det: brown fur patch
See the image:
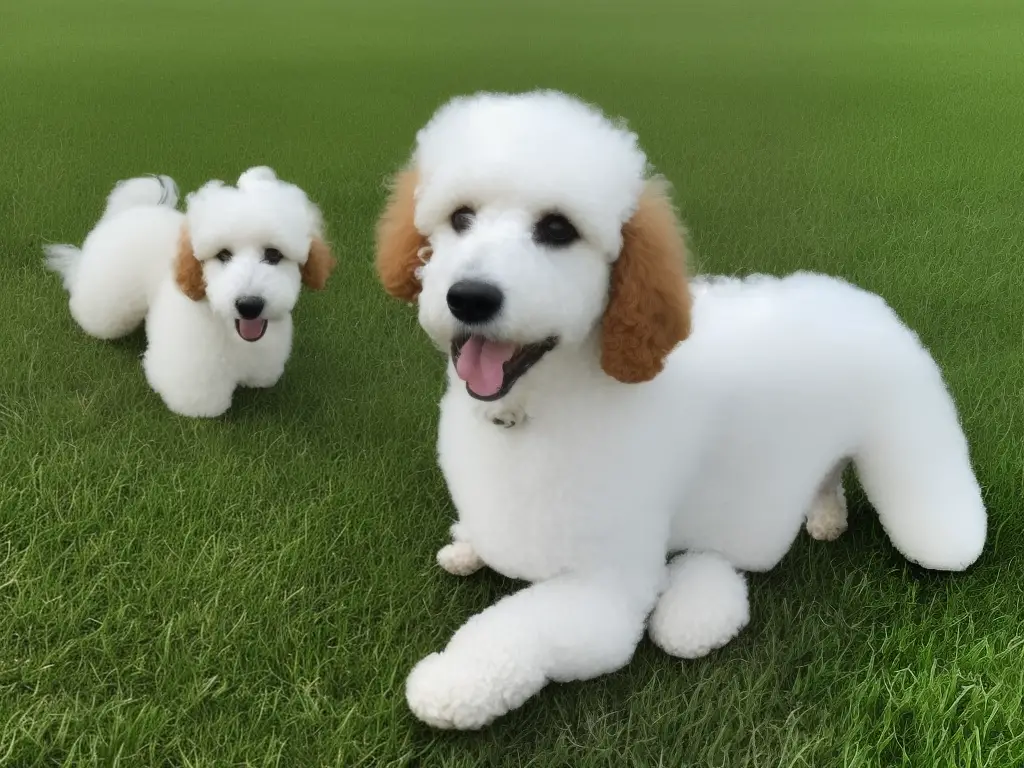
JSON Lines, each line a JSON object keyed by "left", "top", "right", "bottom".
{"left": 174, "top": 224, "right": 206, "bottom": 301}
{"left": 302, "top": 237, "right": 336, "bottom": 290}
{"left": 601, "top": 178, "right": 692, "bottom": 383}
{"left": 375, "top": 168, "right": 429, "bottom": 302}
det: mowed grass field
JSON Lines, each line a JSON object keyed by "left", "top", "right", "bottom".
{"left": 2, "top": 0, "right": 1024, "bottom": 764}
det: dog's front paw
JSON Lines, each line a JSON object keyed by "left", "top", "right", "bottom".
{"left": 159, "top": 393, "right": 233, "bottom": 419}
{"left": 405, "top": 649, "right": 544, "bottom": 730}
{"left": 649, "top": 552, "right": 749, "bottom": 659}
{"left": 240, "top": 374, "right": 283, "bottom": 390}
{"left": 437, "top": 541, "right": 484, "bottom": 576}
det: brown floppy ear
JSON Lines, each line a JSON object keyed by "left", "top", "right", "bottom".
{"left": 174, "top": 224, "right": 206, "bottom": 301}
{"left": 601, "top": 178, "right": 692, "bottom": 383}
{"left": 301, "top": 237, "right": 336, "bottom": 290}
{"left": 375, "top": 167, "right": 429, "bottom": 302}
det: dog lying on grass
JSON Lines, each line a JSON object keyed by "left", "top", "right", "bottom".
{"left": 375, "top": 89, "right": 987, "bottom": 729}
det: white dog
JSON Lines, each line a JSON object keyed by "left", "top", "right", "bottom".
{"left": 375, "top": 90, "right": 988, "bottom": 730}
{"left": 45, "top": 167, "right": 336, "bottom": 417}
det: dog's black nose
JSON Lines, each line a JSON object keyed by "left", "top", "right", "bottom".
{"left": 447, "top": 280, "right": 503, "bottom": 325}
{"left": 235, "top": 297, "right": 265, "bottom": 319}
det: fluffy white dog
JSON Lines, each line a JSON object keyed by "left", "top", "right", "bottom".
{"left": 375, "top": 90, "right": 988, "bottom": 730}
{"left": 45, "top": 167, "right": 336, "bottom": 417}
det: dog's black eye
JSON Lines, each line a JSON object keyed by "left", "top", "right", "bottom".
{"left": 534, "top": 213, "right": 579, "bottom": 247}
{"left": 263, "top": 247, "right": 284, "bottom": 265}
{"left": 450, "top": 206, "right": 475, "bottom": 234}
{"left": 215, "top": 249, "right": 232, "bottom": 262}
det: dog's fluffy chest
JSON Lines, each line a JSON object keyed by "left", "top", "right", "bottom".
{"left": 436, "top": 384, "right": 678, "bottom": 583}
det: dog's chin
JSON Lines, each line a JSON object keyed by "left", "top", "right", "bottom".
{"left": 234, "top": 318, "right": 269, "bottom": 342}
{"left": 450, "top": 333, "right": 558, "bottom": 401}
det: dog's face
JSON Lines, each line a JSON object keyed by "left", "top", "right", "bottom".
{"left": 376, "top": 91, "right": 692, "bottom": 400}
{"left": 415, "top": 194, "right": 617, "bottom": 400}
{"left": 175, "top": 166, "right": 335, "bottom": 342}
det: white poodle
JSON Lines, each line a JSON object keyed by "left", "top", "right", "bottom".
{"left": 375, "top": 90, "right": 988, "bottom": 730}
{"left": 44, "top": 167, "right": 336, "bottom": 417}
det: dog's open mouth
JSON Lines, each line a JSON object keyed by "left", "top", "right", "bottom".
{"left": 451, "top": 334, "right": 558, "bottom": 401}
{"left": 235, "top": 319, "right": 268, "bottom": 342}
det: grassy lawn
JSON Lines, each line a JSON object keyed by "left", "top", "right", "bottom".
{"left": 2, "top": 0, "right": 1023, "bottom": 764}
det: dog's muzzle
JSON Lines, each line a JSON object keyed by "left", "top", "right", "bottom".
{"left": 451, "top": 335, "right": 557, "bottom": 401}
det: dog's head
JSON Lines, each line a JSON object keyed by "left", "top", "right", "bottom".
{"left": 376, "top": 90, "right": 691, "bottom": 400}
{"left": 175, "top": 166, "right": 336, "bottom": 342}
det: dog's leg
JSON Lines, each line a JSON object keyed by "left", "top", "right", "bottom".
{"left": 805, "top": 461, "right": 849, "bottom": 541}
{"left": 143, "top": 351, "right": 235, "bottom": 418}
{"left": 406, "top": 572, "right": 654, "bottom": 729}
{"left": 436, "top": 522, "right": 484, "bottom": 576}
{"left": 647, "top": 551, "right": 749, "bottom": 659}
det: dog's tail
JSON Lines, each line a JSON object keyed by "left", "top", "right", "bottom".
{"left": 852, "top": 343, "right": 987, "bottom": 573}
{"left": 42, "top": 243, "right": 82, "bottom": 292}
{"left": 101, "top": 174, "right": 179, "bottom": 220}
{"left": 43, "top": 174, "right": 179, "bottom": 294}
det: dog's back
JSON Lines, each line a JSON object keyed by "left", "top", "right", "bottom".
{"left": 44, "top": 175, "right": 183, "bottom": 340}
{"left": 100, "top": 174, "right": 179, "bottom": 219}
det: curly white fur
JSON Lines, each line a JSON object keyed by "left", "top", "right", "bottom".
{"left": 44, "top": 167, "right": 332, "bottom": 417}
{"left": 387, "top": 90, "right": 988, "bottom": 729}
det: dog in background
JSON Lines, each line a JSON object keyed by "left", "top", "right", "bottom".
{"left": 45, "top": 167, "right": 335, "bottom": 417}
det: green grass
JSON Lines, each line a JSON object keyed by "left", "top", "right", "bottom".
{"left": 2, "top": 0, "right": 1023, "bottom": 764}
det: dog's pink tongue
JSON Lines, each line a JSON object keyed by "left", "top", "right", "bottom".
{"left": 456, "top": 336, "right": 516, "bottom": 397}
{"left": 237, "top": 318, "right": 266, "bottom": 341}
